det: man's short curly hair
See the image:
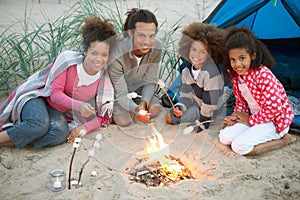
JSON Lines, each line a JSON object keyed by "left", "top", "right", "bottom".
{"left": 178, "top": 22, "right": 225, "bottom": 65}
{"left": 81, "top": 16, "right": 116, "bottom": 51}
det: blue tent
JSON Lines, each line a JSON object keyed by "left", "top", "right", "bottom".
{"left": 204, "top": 0, "right": 300, "bottom": 91}
{"left": 204, "top": 0, "right": 300, "bottom": 39}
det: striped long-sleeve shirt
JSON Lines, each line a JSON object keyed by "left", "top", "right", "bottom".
{"left": 179, "top": 57, "right": 224, "bottom": 123}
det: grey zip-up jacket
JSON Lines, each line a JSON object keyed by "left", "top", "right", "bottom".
{"left": 108, "top": 36, "right": 162, "bottom": 112}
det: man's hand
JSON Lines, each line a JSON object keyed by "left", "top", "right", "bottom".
{"left": 136, "top": 100, "right": 147, "bottom": 112}
{"left": 136, "top": 109, "right": 150, "bottom": 122}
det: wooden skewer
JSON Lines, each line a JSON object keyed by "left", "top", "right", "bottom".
{"left": 68, "top": 148, "right": 76, "bottom": 189}
{"left": 160, "top": 87, "right": 175, "bottom": 109}
{"left": 97, "top": 94, "right": 142, "bottom": 110}
{"left": 77, "top": 157, "right": 90, "bottom": 186}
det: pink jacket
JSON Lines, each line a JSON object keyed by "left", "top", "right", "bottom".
{"left": 47, "top": 65, "right": 102, "bottom": 132}
{"left": 231, "top": 65, "right": 294, "bottom": 133}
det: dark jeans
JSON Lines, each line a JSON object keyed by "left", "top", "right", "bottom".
{"left": 6, "top": 98, "right": 69, "bottom": 149}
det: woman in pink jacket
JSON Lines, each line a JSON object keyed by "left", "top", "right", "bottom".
{"left": 219, "top": 26, "right": 296, "bottom": 156}
{"left": 0, "top": 16, "right": 116, "bottom": 148}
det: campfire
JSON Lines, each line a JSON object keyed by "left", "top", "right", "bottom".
{"left": 129, "top": 124, "right": 194, "bottom": 187}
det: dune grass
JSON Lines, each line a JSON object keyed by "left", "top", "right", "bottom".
{"left": 0, "top": 0, "right": 186, "bottom": 96}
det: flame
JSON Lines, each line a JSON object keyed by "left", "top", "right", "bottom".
{"left": 146, "top": 124, "right": 185, "bottom": 178}
{"left": 146, "top": 124, "right": 169, "bottom": 159}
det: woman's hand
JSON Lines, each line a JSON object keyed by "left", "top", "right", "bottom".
{"left": 80, "top": 103, "right": 95, "bottom": 117}
{"left": 67, "top": 125, "right": 87, "bottom": 143}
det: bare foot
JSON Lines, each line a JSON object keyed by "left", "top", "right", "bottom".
{"left": 245, "top": 133, "right": 296, "bottom": 156}
{"left": 281, "top": 133, "right": 297, "bottom": 145}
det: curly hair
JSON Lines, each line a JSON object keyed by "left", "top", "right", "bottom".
{"left": 223, "top": 26, "right": 275, "bottom": 77}
{"left": 123, "top": 8, "right": 158, "bottom": 36}
{"left": 178, "top": 22, "right": 225, "bottom": 65}
{"left": 81, "top": 16, "right": 116, "bottom": 52}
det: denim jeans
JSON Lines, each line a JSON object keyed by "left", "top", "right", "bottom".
{"left": 6, "top": 97, "right": 69, "bottom": 149}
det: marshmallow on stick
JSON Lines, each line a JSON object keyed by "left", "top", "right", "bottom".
{"left": 98, "top": 92, "right": 142, "bottom": 110}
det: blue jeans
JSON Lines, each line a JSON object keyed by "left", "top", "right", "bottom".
{"left": 6, "top": 98, "right": 69, "bottom": 149}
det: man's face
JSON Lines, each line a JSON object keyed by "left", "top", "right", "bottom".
{"left": 128, "top": 22, "right": 157, "bottom": 57}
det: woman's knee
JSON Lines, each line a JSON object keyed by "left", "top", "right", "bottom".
{"left": 50, "top": 119, "right": 69, "bottom": 142}
{"left": 21, "top": 98, "right": 50, "bottom": 136}
{"left": 49, "top": 106, "right": 69, "bottom": 140}
{"left": 35, "top": 121, "right": 69, "bottom": 148}
{"left": 27, "top": 118, "right": 50, "bottom": 137}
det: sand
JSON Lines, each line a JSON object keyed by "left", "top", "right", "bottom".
{"left": 0, "top": 0, "right": 299, "bottom": 200}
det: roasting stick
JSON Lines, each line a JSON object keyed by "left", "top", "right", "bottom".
{"left": 157, "top": 80, "right": 175, "bottom": 109}
{"left": 97, "top": 92, "right": 142, "bottom": 110}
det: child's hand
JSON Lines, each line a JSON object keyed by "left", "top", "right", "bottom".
{"left": 224, "top": 115, "right": 238, "bottom": 126}
{"left": 172, "top": 102, "right": 186, "bottom": 117}
{"left": 234, "top": 111, "right": 249, "bottom": 126}
{"left": 173, "top": 107, "right": 182, "bottom": 117}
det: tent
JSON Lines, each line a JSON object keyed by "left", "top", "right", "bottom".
{"left": 203, "top": 0, "right": 300, "bottom": 91}
{"left": 204, "top": 0, "right": 300, "bottom": 39}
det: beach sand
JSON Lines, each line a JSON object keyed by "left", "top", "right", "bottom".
{"left": 0, "top": 0, "right": 299, "bottom": 199}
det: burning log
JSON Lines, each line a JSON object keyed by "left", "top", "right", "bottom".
{"left": 130, "top": 155, "right": 194, "bottom": 187}
{"left": 129, "top": 123, "right": 194, "bottom": 186}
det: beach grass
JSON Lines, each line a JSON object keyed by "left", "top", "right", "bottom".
{"left": 0, "top": 0, "right": 197, "bottom": 96}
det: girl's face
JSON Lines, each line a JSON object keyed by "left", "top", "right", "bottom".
{"left": 189, "top": 40, "right": 208, "bottom": 69}
{"left": 83, "top": 41, "right": 110, "bottom": 75}
{"left": 128, "top": 22, "right": 157, "bottom": 57}
{"left": 228, "top": 48, "right": 256, "bottom": 75}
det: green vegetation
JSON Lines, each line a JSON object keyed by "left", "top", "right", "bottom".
{"left": 0, "top": 0, "right": 184, "bottom": 96}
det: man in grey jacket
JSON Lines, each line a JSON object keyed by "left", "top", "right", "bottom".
{"left": 108, "top": 8, "right": 162, "bottom": 126}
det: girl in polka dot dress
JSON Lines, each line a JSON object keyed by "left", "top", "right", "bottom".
{"left": 219, "top": 26, "right": 296, "bottom": 156}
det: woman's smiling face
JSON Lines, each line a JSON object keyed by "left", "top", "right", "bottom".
{"left": 83, "top": 41, "right": 110, "bottom": 75}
